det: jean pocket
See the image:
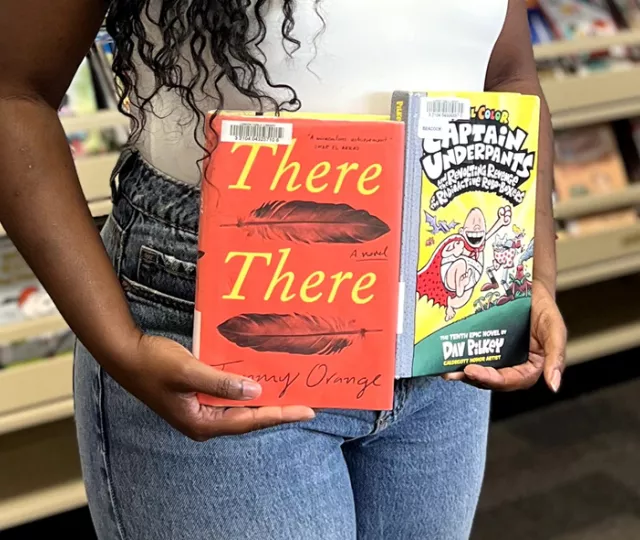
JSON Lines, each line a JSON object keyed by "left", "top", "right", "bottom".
{"left": 121, "top": 275, "right": 195, "bottom": 313}
{"left": 134, "top": 245, "right": 196, "bottom": 306}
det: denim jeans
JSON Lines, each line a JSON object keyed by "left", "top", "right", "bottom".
{"left": 73, "top": 152, "right": 491, "bottom": 539}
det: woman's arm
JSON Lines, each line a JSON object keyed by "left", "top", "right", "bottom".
{"left": 485, "top": 0, "right": 557, "bottom": 297}
{"left": 446, "top": 0, "right": 567, "bottom": 392}
{"left": 0, "top": 0, "right": 313, "bottom": 438}
{"left": 0, "top": 0, "right": 141, "bottom": 371}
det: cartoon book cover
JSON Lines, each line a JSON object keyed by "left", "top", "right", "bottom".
{"left": 392, "top": 91, "right": 540, "bottom": 377}
{"left": 195, "top": 113, "right": 405, "bottom": 410}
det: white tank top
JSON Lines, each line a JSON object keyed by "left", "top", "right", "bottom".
{"left": 132, "top": 0, "right": 509, "bottom": 184}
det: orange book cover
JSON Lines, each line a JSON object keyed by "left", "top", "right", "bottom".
{"left": 194, "top": 113, "right": 405, "bottom": 410}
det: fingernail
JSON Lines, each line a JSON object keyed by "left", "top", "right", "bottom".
{"left": 241, "top": 380, "right": 262, "bottom": 399}
{"left": 550, "top": 369, "right": 562, "bottom": 393}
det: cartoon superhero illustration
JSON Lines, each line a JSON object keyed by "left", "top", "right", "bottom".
{"left": 483, "top": 225, "right": 526, "bottom": 291}
{"left": 417, "top": 206, "right": 512, "bottom": 321}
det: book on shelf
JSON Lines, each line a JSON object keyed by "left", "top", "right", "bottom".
{"left": 89, "top": 41, "right": 129, "bottom": 148}
{"left": 530, "top": 0, "right": 637, "bottom": 74}
{"left": 0, "top": 238, "right": 73, "bottom": 369}
{"left": 554, "top": 123, "right": 638, "bottom": 235}
{"left": 194, "top": 112, "right": 405, "bottom": 410}
{"left": 60, "top": 57, "right": 110, "bottom": 157}
{"left": 58, "top": 29, "right": 129, "bottom": 157}
{"left": 392, "top": 91, "right": 540, "bottom": 378}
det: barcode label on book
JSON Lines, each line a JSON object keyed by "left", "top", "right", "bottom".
{"left": 221, "top": 120, "right": 293, "bottom": 145}
{"left": 418, "top": 97, "right": 471, "bottom": 140}
{"left": 420, "top": 97, "right": 471, "bottom": 120}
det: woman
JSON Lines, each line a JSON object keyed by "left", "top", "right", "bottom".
{"left": 0, "top": 0, "right": 566, "bottom": 538}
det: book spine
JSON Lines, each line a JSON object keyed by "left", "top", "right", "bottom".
{"left": 192, "top": 188, "right": 206, "bottom": 360}
{"left": 529, "top": 95, "right": 541, "bottom": 282}
{"left": 193, "top": 114, "right": 216, "bottom": 359}
{"left": 391, "top": 91, "right": 423, "bottom": 379}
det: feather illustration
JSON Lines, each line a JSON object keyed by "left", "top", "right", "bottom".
{"left": 217, "top": 313, "right": 382, "bottom": 355}
{"left": 220, "top": 200, "right": 390, "bottom": 244}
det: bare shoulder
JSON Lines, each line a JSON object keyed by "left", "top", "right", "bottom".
{"left": 0, "top": 0, "right": 107, "bottom": 106}
{"left": 485, "top": 0, "right": 538, "bottom": 89}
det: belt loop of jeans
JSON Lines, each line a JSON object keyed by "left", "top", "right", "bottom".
{"left": 110, "top": 147, "right": 135, "bottom": 204}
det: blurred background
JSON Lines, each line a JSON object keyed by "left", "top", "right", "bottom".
{"left": 3, "top": 1, "right": 640, "bottom": 538}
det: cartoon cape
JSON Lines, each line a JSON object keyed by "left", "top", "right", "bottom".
{"left": 417, "top": 234, "right": 484, "bottom": 307}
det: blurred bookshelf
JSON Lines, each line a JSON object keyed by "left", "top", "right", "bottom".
{"left": 539, "top": 30, "right": 640, "bottom": 128}
{"left": 0, "top": 35, "right": 120, "bottom": 530}
{"left": 6, "top": 3, "right": 640, "bottom": 531}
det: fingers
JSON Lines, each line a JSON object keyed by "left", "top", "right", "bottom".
{"left": 176, "top": 359, "right": 263, "bottom": 401}
{"left": 174, "top": 361, "right": 316, "bottom": 441}
{"left": 464, "top": 362, "right": 540, "bottom": 391}
{"left": 531, "top": 292, "right": 567, "bottom": 393}
{"left": 442, "top": 372, "right": 466, "bottom": 381}
{"left": 217, "top": 406, "right": 316, "bottom": 435}
{"left": 443, "top": 361, "right": 541, "bottom": 392}
{"left": 138, "top": 335, "right": 262, "bottom": 401}
{"left": 441, "top": 285, "right": 567, "bottom": 393}
{"left": 187, "top": 406, "right": 316, "bottom": 441}
{"left": 540, "top": 315, "right": 567, "bottom": 394}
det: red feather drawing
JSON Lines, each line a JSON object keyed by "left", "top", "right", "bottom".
{"left": 217, "top": 313, "right": 382, "bottom": 355}
{"left": 220, "top": 200, "right": 390, "bottom": 244}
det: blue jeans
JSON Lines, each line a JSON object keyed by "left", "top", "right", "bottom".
{"left": 73, "top": 152, "right": 491, "bottom": 539}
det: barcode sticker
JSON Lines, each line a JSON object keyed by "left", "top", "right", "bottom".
{"left": 221, "top": 120, "right": 293, "bottom": 145}
{"left": 420, "top": 97, "right": 471, "bottom": 120}
{"left": 418, "top": 97, "right": 471, "bottom": 139}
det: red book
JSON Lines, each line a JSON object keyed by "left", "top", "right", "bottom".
{"left": 194, "top": 113, "right": 405, "bottom": 410}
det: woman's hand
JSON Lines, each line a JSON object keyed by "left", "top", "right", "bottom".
{"left": 110, "top": 333, "right": 316, "bottom": 442}
{"left": 444, "top": 280, "right": 566, "bottom": 392}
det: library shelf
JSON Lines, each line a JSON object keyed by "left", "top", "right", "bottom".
{"left": 556, "top": 223, "right": 640, "bottom": 291}
{"left": 535, "top": 29, "right": 640, "bottom": 130}
{"left": 0, "top": 354, "right": 73, "bottom": 437}
{"left": 561, "top": 276, "right": 640, "bottom": 365}
{"left": 0, "top": 420, "right": 85, "bottom": 531}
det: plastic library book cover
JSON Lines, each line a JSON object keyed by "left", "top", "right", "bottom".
{"left": 195, "top": 112, "right": 405, "bottom": 410}
{"left": 392, "top": 90, "right": 540, "bottom": 378}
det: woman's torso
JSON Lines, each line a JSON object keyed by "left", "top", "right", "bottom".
{"left": 131, "top": 0, "right": 509, "bottom": 184}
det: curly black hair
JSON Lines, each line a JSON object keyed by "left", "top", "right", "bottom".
{"left": 105, "top": 0, "right": 324, "bottom": 168}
